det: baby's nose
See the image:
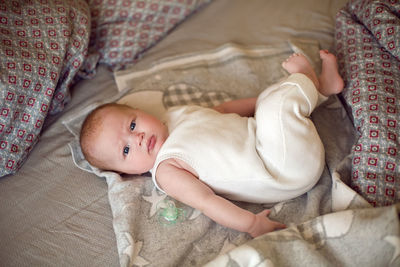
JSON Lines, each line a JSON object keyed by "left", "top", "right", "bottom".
{"left": 135, "top": 132, "right": 144, "bottom": 146}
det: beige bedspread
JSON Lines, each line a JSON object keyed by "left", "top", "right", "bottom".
{"left": 3, "top": 0, "right": 398, "bottom": 266}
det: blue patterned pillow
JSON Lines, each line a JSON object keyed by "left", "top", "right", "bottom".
{"left": 0, "top": 0, "right": 90, "bottom": 176}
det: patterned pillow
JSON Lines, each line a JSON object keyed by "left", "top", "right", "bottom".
{"left": 0, "top": 0, "right": 90, "bottom": 176}
{"left": 347, "top": 0, "right": 400, "bottom": 60}
{"left": 84, "top": 0, "right": 213, "bottom": 71}
{"left": 335, "top": 0, "right": 400, "bottom": 206}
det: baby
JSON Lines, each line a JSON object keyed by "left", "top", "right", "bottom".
{"left": 80, "top": 51, "right": 344, "bottom": 237}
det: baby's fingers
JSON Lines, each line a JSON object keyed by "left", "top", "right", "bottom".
{"left": 260, "top": 209, "right": 286, "bottom": 230}
{"left": 259, "top": 209, "right": 271, "bottom": 217}
{"left": 274, "top": 221, "right": 287, "bottom": 230}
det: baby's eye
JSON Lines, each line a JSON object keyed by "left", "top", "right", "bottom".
{"left": 130, "top": 121, "right": 136, "bottom": 131}
{"left": 123, "top": 145, "right": 130, "bottom": 156}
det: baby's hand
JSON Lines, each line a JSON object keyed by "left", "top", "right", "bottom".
{"left": 248, "top": 209, "right": 286, "bottom": 238}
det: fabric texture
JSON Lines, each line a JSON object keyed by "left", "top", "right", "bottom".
{"left": 69, "top": 42, "right": 394, "bottom": 266}
{"left": 64, "top": 42, "right": 329, "bottom": 266}
{"left": 335, "top": 0, "right": 400, "bottom": 206}
{"left": 6, "top": 0, "right": 398, "bottom": 266}
{"left": 205, "top": 204, "right": 400, "bottom": 267}
{"left": 0, "top": 0, "right": 90, "bottom": 176}
{"left": 84, "top": 0, "right": 213, "bottom": 71}
{"left": 152, "top": 74, "right": 325, "bottom": 203}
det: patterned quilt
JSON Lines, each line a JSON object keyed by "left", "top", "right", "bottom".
{"left": 64, "top": 40, "right": 400, "bottom": 266}
{"left": 335, "top": 0, "right": 400, "bottom": 206}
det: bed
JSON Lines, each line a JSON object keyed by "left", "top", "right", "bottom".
{"left": 1, "top": 0, "right": 399, "bottom": 266}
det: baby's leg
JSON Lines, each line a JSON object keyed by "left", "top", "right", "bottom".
{"left": 255, "top": 74, "right": 325, "bottom": 201}
{"left": 282, "top": 53, "right": 320, "bottom": 90}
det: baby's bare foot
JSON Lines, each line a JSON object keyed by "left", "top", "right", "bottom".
{"left": 318, "top": 50, "right": 344, "bottom": 96}
{"left": 282, "top": 53, "right": 320, "bottom": 90}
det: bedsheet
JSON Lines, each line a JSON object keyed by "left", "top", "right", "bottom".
{"left": 3, "top": 0, "right": 397, "bottom": 266}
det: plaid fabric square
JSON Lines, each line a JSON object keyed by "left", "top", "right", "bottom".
{"left": 256, "top": 218, "right": 325, "bottom": 249}
{"left": 163, "top": 83, "right": 232, "bottom": 108}
{"left": 297, "top": 218, "right": 325, "bottom": 249}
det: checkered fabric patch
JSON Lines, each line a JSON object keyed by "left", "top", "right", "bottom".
{"left": 256, "top": 219, "right": 325, "bottom": 248}
{"left": 163, "top": 83, "right": 233, "bottom": 108}
{"left": 297, "top": 217, "right": 325, "bottom": 249}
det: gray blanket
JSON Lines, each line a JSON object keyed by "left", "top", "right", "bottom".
{"left": 64, "top": 41, "right": 400, "bottom": 266}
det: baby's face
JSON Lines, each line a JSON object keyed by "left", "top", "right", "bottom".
{"left": 93, "top": 105, "right": 168, "bottom": 174}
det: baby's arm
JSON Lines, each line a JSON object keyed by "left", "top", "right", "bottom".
{"left": 156, "top": 159, "right": 286, "bottom": 237}
{"left": 213, "top": 97, "right": 257, "bottom": 117}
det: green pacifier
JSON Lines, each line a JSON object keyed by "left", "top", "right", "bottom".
{"left": 157, "top": 200, "right": 186, "bottom": 226}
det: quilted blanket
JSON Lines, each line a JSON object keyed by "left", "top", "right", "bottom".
{"left": 65, "top": 40, "right": 400, "bottom": 266}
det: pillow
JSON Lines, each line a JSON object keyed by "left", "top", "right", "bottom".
{"left": 0, "top": 0, "right": 90, "bottom": 176}
{"left": 84, "top": 0, "right": 213, "bottom": 71}
{"left": 335, "top": 0, "right": 400, "bottom": 206}
{"left": 347, "top": 0, "right": 400, "bottom": 60}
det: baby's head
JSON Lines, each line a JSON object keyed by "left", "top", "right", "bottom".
{"left": 80, "top": 103, "right": 168, "bottom": 174}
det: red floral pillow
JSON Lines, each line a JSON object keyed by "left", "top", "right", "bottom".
{"left": 85, "top": 0, "right": 213, "bottom": 71}
{"left": 346, "top": 0, "right": 400, "bottom": 60}
{"left": 0, "top": 0, "right": 90, "bottom": 176}
{"left": 335, "top": 0, "right": 400, "bottom": 206}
